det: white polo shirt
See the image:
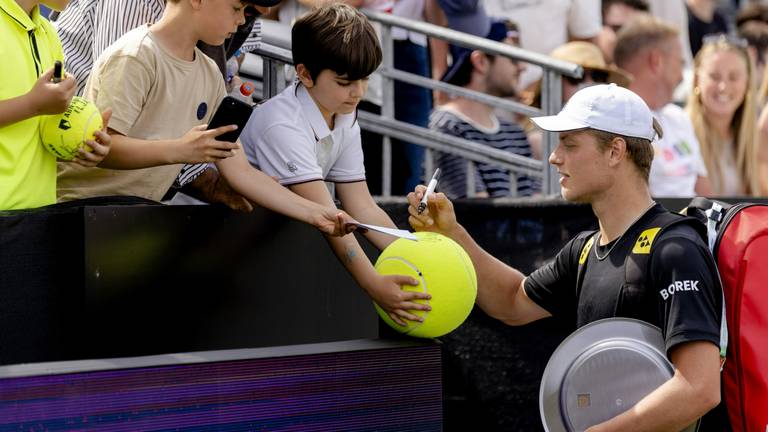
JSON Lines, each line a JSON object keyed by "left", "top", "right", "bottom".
{"left": 241, "top": 83, "right": 366, "bottom": 186}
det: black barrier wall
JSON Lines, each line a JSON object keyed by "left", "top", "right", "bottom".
{"left": 0, "top": 197, "right": 378, "bottom": 364}
{"left": 2, "top": 196, "right": 760, "bottom": 431}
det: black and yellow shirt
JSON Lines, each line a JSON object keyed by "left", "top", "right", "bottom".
{"left": 0, "top": 0, "right": 63, "bottom": 210}
{"left": 524, "top": 203, "right": 722, "bottom": 355}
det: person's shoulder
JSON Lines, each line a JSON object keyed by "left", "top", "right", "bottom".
{"left": 252, "top": 86, "right": 304, "bottom": 129}
{"left": 651, "top": 218, "right": 709, "bottom": 261}
{"left": 659, "top": 103, "right": 686, "bottom": 118}
{"left": 429, "top": 106, "right": 468, "bottom": 130}
{"left": 105, "top": 25, "right": 154, "bottom": 57}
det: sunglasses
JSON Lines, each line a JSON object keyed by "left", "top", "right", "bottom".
{"left": 565, "top": 69, "right": 610, "bottom": 86}
{"left": 702, "top": 33, "right": 749, "bottom": 49}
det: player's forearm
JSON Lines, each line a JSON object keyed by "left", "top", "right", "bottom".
{"left": 586, "top": 367, "right": 719, "bottom": 431}
{"left": 98, "top": 133, "right": 180, "bottom": 169}
{"left": 448, "top": 224, "right": 527, "bottom": 318}
{"left": 0, "top": 94, "right": 37, "bottom": 127}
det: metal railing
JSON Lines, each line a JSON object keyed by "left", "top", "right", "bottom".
{"left": 251, "top": 11, "right": 582, "bottom": 196}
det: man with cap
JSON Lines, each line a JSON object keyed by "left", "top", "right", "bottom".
{"left": 408, "top": 84, "right": 723, "bottom": 430}
{"left": 431, "top": 20, "right": 539, "bottom": 199}
{"left": 526, "top": 41, "right": 632, "bottom": 158}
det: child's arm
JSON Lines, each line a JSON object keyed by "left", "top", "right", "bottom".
{"left": 289, "top": 180, "right": 432, "bottom": 326}
{"left": 215, "top": 146, "right": 354, "bottom": 237}
{"left": 0, "top": 67, "right": 75, "bottom": 127}
{"left": 335, "top": 181, "right": 398, "bottom": 251}
{"left": 97, "top": 124, "right": 240, "bottom": 170}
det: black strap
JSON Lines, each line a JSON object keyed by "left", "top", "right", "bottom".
{"left": 622, "top": 212, "right": 706, "bottom": 317}
{"left": 574, "top": 230, "right": 598, "bottom": 302}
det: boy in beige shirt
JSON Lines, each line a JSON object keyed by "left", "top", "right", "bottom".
{"left": 57, "top": 0, "right": 350, "bottom": 235}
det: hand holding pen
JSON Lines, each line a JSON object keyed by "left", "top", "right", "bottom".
{"left": 418, "top": 168, "right": 441, "bottom": 214}
{"left": 407, "top": 173, "right": 460, "bottom": 237}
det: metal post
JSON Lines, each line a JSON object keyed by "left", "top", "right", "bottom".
{"left": 424, "top": 149, "right": 434, "bottom": 187}
{"left": 541, "top": 70, "right": 563, "bottom": 196}
{"left": 380, "top": 25, "right": 395, "bottom": 197}
{"left": 262, "top": 58, "right": 277, "bottom": 99}
{"left": 466, "top": 160, "right": 476, "bottom": 197}
{"left": 262, "top": 58, "right": 287, "bottom": 99}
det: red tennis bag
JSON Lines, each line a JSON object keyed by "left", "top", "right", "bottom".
{"left": 689, "top": 199, "right": 768, "bottom": 432}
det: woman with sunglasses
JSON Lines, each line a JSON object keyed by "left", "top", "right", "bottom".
{"left": 687, "top": 34, "right": 765, "bottom": 196}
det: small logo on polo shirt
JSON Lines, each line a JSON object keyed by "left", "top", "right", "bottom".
{"left": 287, "top": 161, "right": 298, "bottom": 173}
{"left": 659, "top": 280, "right": 700, "bottom": 300}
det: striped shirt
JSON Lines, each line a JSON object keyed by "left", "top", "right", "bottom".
{"left": 54, "top": 0, "right": 261, "bottom": 188}
{"left": 429, "top": 107, "right": 540, "bottom": 199}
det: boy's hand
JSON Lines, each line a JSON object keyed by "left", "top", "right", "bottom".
{"left": 72, "top": 109, "right": 112, "bottom": 167}
{"left": 313, "top": 208, "right": 358, "bottom": 237}
{"left": 365, "top": 274, "right": 432, "bottom": 326}
{"left": 27, "top": 67, "right": 76, "bottom": 115}
{"left": 407, "top": 185, "right": 459, "bottom": 235}
{"left": 177, "top": 124, "right": 240, "bottom": 163}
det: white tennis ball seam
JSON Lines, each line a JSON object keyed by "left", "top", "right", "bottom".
{"left": 79, "top": 108, "right": 101, "bottom": 151}
{"left": 377, "top": 255, "right": 429, "bottom": 334}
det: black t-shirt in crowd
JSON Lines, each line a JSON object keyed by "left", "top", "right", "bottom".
{"left": 525, "top": 203, "right": 722, "bottom": 355}
{"left": 688, "top": 5, "right": 729, "bottom": 57}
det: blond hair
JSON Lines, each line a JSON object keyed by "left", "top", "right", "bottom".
{"left": 614, "top": 14, "right": 678, "bottom": 68}
{"left": 687, "top": 40, "right": 761, "bottom": 196}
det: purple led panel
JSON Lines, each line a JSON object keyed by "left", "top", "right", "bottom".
{"left": 0, "top": 345, "right": 441, "bottom": 431}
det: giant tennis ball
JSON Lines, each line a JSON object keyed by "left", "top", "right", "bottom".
{"left": 40, "top": 96, "right": 103, "bottom": 160}
{"left": 374, "top": 231, "right": 477, "bottom": 338}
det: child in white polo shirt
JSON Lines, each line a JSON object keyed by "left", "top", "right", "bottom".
{"left": 241, "top": 3, "right": 431, "bottom": 326}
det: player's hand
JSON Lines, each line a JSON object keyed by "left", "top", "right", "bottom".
{"left": 73, "top": 108, "right": 112, "bottom": 167}
{"left": 313, "top": 208, "right": 358, "bottom": 237}
{"left": 365, "top": 274, "right": 432, "bottom": 326}
{"left": 26, "top": 67, "right": 76, "bottom": 115}
{"left": 177, "top": 124, "right": 240, "bottom": 163}
{"left": 407, "top": 185, "right": 459, "bottom": 235}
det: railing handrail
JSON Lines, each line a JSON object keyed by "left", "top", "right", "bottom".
{"left": 250, "top": 11, "right": 568, "bottom": 196}
{"left": 357, "top": 111, "right": 544, "bottom": 176}
{"left": 361, "top": 9, "right": 583, "bottom": 78}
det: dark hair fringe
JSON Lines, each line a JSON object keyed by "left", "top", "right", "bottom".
{"left": 292, "top": 4, "right": 382, "bottom": 81}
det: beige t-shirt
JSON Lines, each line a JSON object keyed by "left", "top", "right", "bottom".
{"left": 57, "top": 24, "right": 226, "bottom": 202}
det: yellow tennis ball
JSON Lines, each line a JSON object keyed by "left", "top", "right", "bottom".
{"left": 374, "top": 231, "right": 477, "bottom": 338}
{"left": 40, "top": 96, "right": 103, "bottom": 161}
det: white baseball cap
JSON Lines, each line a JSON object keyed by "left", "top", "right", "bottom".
{"left": 531, "top": 84, "right": 662, "bottom": 141}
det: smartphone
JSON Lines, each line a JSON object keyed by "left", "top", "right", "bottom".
{"left": 207, "top": 96, "right": 253, "bottom": 143}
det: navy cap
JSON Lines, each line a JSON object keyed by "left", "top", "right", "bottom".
{"left": 441, "top": 21, "right": 511, "bottom": 85}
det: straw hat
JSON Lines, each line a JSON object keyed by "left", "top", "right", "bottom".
{"left": 550, "top": 42, "right": 632, "bottom": 87}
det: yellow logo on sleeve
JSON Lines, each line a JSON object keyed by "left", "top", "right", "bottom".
{"left": 632, "top": 227, "right": 661, "bottom": 254}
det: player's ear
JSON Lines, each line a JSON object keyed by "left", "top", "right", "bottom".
{"left": 607, "top": 136, "right": 627, "bottom": 167}
{"left": 296, "top": 64, "right": 315, "bottom": 89}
